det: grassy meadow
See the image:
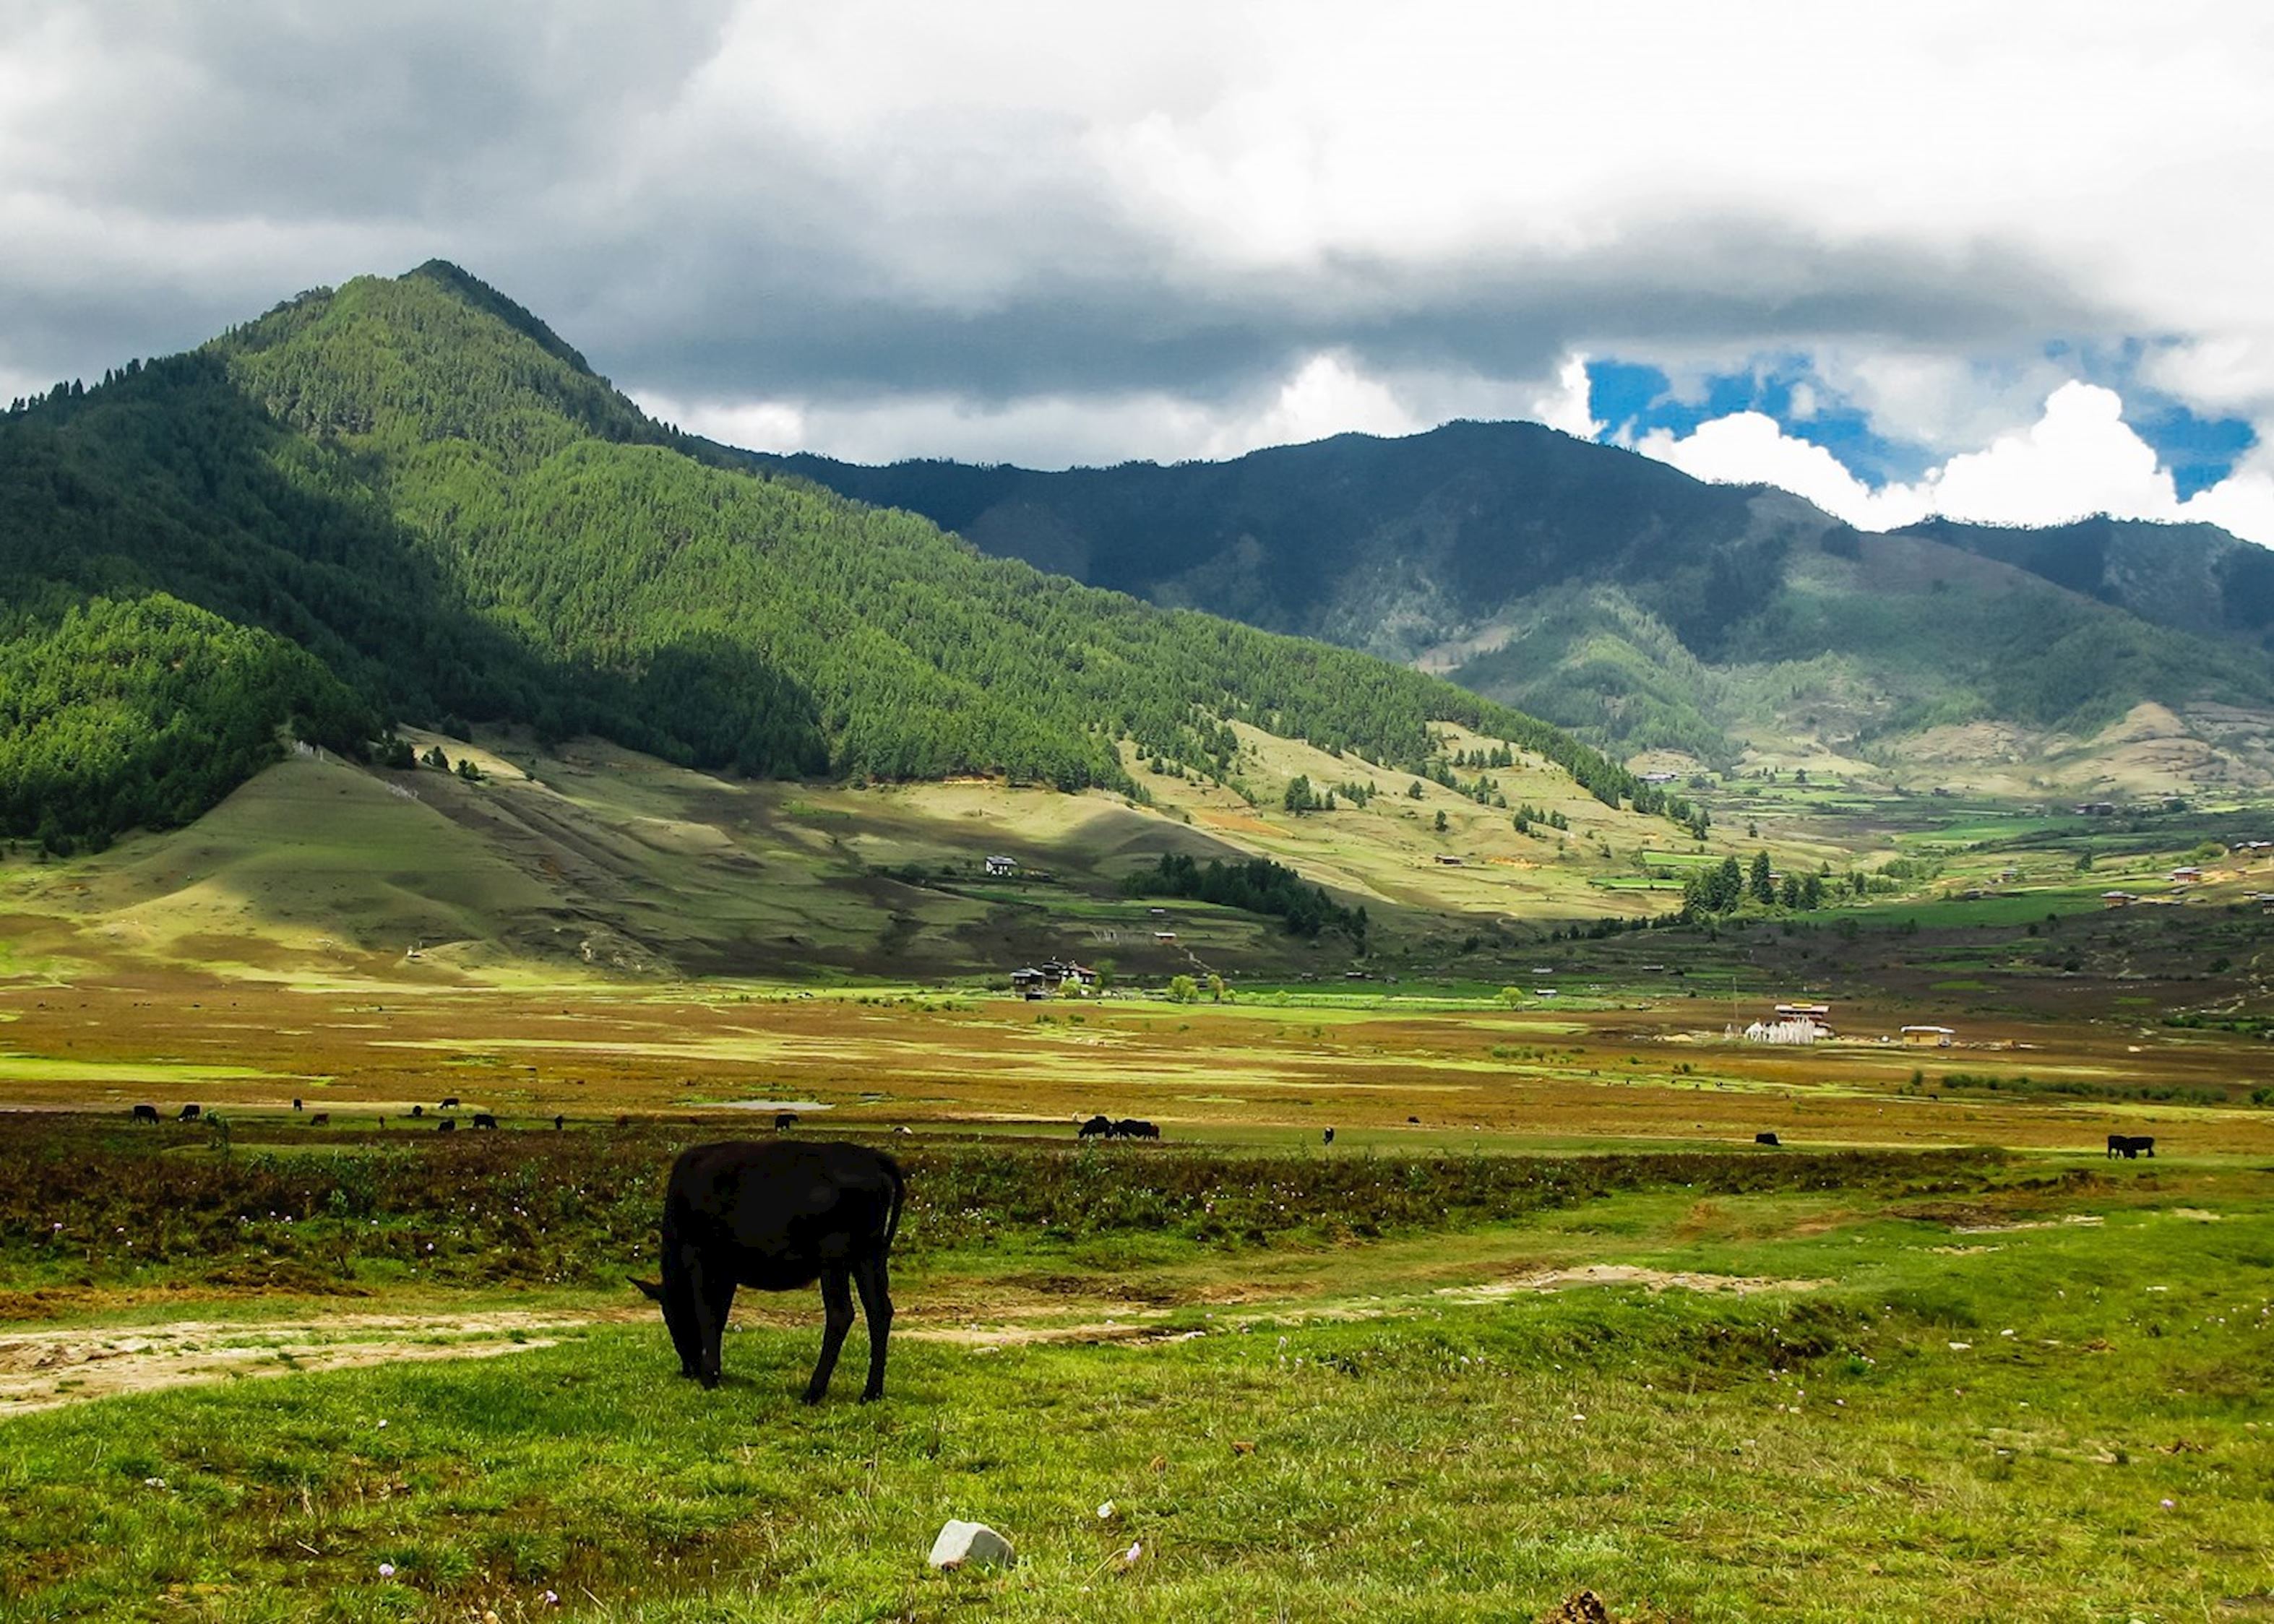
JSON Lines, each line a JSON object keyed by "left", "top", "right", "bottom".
{"left": 2, "top": 1121, "right": 2270, "bottom": 1621}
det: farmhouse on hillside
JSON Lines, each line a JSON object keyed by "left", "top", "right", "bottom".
{"left": 983, "top": 854, "right": 1020, "bottom": 877}
{"left": 1901, "top": 1024, "right": 1956, "bottom": 1047}
{"left": 1009, "top": 959, "right": 1098, "bottom": 998}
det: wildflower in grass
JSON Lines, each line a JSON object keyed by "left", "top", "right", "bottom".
{"left": 378, "top": 1563, "right": 395, "bottom": 1578}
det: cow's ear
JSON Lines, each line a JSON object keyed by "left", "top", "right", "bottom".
{"left": 628, "top": 1277, "right": 665, "bottom": 1301}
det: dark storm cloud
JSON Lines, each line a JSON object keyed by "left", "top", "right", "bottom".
{"left": 560, "top": 213, "right": 2102, "bottom": 408}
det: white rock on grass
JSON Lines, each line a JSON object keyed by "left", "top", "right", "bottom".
{"left": 928, "top": 1521, "right": 1015, "bottom": 1571}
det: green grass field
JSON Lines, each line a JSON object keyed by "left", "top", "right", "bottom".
{"left": 4, "top": 1124, "right": 2271, "bottom": 1622}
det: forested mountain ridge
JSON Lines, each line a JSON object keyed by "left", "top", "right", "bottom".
{"left": 0, "top": 264, "right": 1667, "bottom": 850}
{"left": 757, "top": 431, "right": 2274, "bottom": 774}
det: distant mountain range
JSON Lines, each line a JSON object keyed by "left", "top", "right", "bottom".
{"left": 0, "top": 264, "right": 1661, "bottom": 851}
{"left": 757, "top": 431, "right": 2274, "bottom": 786}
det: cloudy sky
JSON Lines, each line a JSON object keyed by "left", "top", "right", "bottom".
{"left": 5, "top": 0, "right": 2273, "bottom": 541}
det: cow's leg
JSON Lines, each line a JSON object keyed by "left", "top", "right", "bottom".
{"left": 681, "top": 1252, "right": 733, "bottom": 1389}
{"left": 853, "top": 1255, "right": 895, "bottom": 1402}
{"left": 804, "top": 1267, "right": 855, "bottom": 1404}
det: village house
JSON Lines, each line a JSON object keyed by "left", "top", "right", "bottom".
{"left": 983, "top": 854, "right": 1019, "bottom": 878}
{"left": 1009, "top": 959, "right": 1098, "bottom": 998}
{"left": 1900, "top": 1024, "right": 1956, "bottom": 1048}
{"left": 2101, "top": 890, "right": 2139, "bottom": 909}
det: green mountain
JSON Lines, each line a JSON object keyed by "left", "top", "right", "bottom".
{"left": 759, "top": 431, "right": 2274, "bottom": 779}
{"left": 0, "top": 264, "right": 1668, "bottom": 851}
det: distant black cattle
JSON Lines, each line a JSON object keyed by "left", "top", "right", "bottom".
{"left": 473, "top": 1112, "right": 499, "bottom": 1129}
{"left": 2107, "top": 1133, "right": 2155, "bottom": 1159}
{"left": 1114, "top": 1118, "right": 1160, "bottom": 1141}
{"left": 616, "top": 1115, "right": 634, "bottom": 1128}
{"left": 410, "top": 1105, "right": 425, "bottom": 1118}
{"left": 1754, "top": 1131, "right": 1781, "bottom": 1147}
{"left": 775, "top": 1112, "right": 799, "bottom": 1131}
{"left": 1406, "top": 1115, "right": 1420, "bottom": 1125}
{"left": 130, "top": 1104, "right": 160, "bottom": 1124}
{"left": 1077, "top": 1114, "right": 1113, "bottom": 1139}
{"left": 309, "top": 1113, "right": 330, "bottom": 1126}
{"left": 176, "top": 1105, "right": 201, "bottom": 1123}
{"left": 630, "top": 1140, "right": 905, "bottom": 1403}
{"left": 1322, "top": 1128, "right": 1336, "bottom": 1146}
{"left": 436, "top": 1118, "right": 457, "bottom": 1133}
{"left": 554, "top": 1114, "right": 567, "bottom": 1131}
{"left": 440, "top": 1096, "right": 461, "bottom": 1110}
{"left": 292, "top": 1098, "right": 303, "bottom": 1111}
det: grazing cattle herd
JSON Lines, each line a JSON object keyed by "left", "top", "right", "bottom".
{"left": 111, "top": 1099, "right": 2189, "bottom": 1176}
{"left": 1076, "top": 1115, "right": 1160, "bottom": 1141}
{"left": 90, "top": 1086, "right": 2202, "bottom": 1415}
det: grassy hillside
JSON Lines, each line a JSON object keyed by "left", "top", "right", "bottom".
{"left": 0, "top": 709, "right": 1787, "bottom": 984}
{"left": 0, "top": 265, "right": 1667, "bottom": 853}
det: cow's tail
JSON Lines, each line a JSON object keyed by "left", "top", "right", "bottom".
{"left": 883, "top": 1158, "right": 908, "bottom": 1255}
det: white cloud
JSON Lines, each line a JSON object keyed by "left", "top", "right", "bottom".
{"left": 1637, "top": 413, "right": 1931, "bottom": 531}
{"left": 1636, "top": 381, "right": 2274, "bottom": 545}
{"left": 1221, "top": 352, "right": 1417, "bottom": 456}
{"left": 2182, "top": 446, "right": 2274, "bottom": 544}
{"left": 639, "top": 349, "right": 1601, "bottom": 468}
{"left": 1922, "top": 382, "right": 2176, "bottom": 527}
{"left": 1528, "top": 354, "right": 1602, "bottom": 440}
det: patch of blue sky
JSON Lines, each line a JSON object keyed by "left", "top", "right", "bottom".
{"left": 1583, "top": 357, "right": 1927, "bottom": 485}
{"left": 1587, "top": 347, "right": 2257, "bottom": 500}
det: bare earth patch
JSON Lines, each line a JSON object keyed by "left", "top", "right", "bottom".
{"left": 0, "top": 1310, "right": 616, "bottom": 1414}
{"left": 1436, "top": 1264, "right": 1828, "bottom": 1301}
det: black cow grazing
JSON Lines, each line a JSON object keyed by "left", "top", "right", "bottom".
{"left": 1322, "top": 1128, "right": 1335, "bottom": 1146}
{"left": 436, "top": 1118, "right": 457, "bottom": 1133}
{"left": 1077, "top": 1114, "right": 1112, "bottom": 1139}
{"left": 1407, "top": 1115, "right": 1420, "bottom": 1125}
{"left": 309, "top": 1113, "right": 330, "bottom": 1126}
{"left": 473, "top": 1112, "right": 499, "bottom": 1129}
{"left": 440, "top": 1097, "right": 461, "bottom": 1110}
{"left": 775, "top": 1112, "right": 800, "bottom": 1131}
{"left": 2107, "top": 1133, "right": 2156, "bottom": 1159}
{"left": 1754, "top": 1131, "right": 1781, "bottom": 1147}
{"left": 293, "top": 1098, "right": 303, "bottom": 1111}
{"left": 630, "top": 1141, "right": 905, "bottom": 1404}
{"left": 554, "top": 1114, "right": 567, "bottom": 1131}
{"left": 176, "top": 1104, "right": 201, "bottom": 1123}
{"left": 410, "top": 1104, "right": 425, "bottom": 1118}
{"left": 131, "top": 1104, "right": 160, "bottom": 1124}
{"left": 1114, "top": 1118, "right": 1160, "bottom": 1141}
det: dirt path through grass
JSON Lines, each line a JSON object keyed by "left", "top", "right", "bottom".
{"left": 0, "top": 1256, "right": 1841, "bottom": 1412}
{"left": 0, "top": 1309, "right": 622, "bottom": 1413}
